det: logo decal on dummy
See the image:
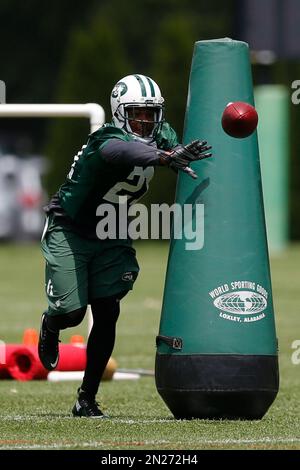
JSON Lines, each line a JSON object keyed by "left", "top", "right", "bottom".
{"left": 209, "top": 280, "right": 268, "bottom": 323}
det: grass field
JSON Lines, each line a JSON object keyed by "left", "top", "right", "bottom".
{"left": 0, "top": 241, "right": 299, "bottom": 450}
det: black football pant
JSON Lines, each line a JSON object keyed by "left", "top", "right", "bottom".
{"left": 46, "top": 291, "right": 128, "bottom": 398}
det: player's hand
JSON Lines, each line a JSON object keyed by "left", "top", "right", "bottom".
{"left": 159, "top": 140, "right": 212, "bottom": 179}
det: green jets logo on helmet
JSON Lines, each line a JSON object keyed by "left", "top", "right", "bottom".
{"left": 111, "top": 82, "right": 128, "bottom": 99}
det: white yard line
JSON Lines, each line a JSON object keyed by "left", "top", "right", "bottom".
{"left": 0, "top": 437, "right": 300, "bottom": 450}
{"left": 0, "top": 416, "right": 173, "bottom": 422}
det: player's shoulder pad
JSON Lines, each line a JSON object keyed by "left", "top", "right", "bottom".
{"left": 90, "top": 123, "right": 132, "bottom": 146}
{"left": 155, "top": 122, "right": 180, "bottom": 150}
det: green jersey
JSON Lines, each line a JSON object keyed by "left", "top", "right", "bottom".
{"left": 46, "top": 122, "right": 179, "bottom": 233}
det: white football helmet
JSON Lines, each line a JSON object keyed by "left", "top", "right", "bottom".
{"left": 110, "top": 74, "right": 164, "bottom": 143}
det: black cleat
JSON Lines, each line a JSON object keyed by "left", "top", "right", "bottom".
{"left": 72, "top": 389, "right": 108, "bottom": 419}
{"left": 38, "top": 312, "right": 60, "bottom": 371}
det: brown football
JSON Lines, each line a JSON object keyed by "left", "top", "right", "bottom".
{"left": 221, "top": 101, "right": 258, "bottom": 138}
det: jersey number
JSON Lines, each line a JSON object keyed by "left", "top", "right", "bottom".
{"left": 103, "top": 166, "right": 154, "bottom": 205}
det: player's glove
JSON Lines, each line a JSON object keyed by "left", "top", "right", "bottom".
{"left": 158, "top": 140, "right": 212, "bottom": 179}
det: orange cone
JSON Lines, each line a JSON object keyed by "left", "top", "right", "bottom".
{"left": 70, "top": 335, "right": 85, "bottom": 345}
{"left": 22, "top": 329, "right": 38, "bottom": 346}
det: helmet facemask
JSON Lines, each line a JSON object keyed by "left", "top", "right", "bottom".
{"left": 121, "top": 104, "right": 164, "bottom": 140}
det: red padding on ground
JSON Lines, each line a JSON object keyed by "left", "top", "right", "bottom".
{"left": 57, "top": 344, "right": 86, "bottom": 371}
{"left": 1, "top": 344, "right": 87, "bottom": 381}
{"left": 7, "top": 346, "right": 48, "bottom": 381}
{"left": 0, "top": 345, "right": 23, "bottom": 379}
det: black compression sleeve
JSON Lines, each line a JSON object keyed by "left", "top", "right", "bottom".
{"left": 100, "top": 139, "right": 161, "bottom": 167}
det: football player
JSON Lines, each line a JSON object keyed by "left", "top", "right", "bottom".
{"left": 38, "top": 74, "right": 212, "bottom": 418}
